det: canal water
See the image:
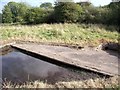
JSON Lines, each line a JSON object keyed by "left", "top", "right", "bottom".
{"left": 0, "top": 48, "right": 99, "bottom": 84}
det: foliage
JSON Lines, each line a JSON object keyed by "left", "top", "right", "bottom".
{"left": 2, "top": 5, "right": 13, "bottom": 23}
{"left": 15, "top": 2, "right": 30, "bottom": 23}
{"left": 54, "top": 2, "right": 83, "bottom": 23}
{"left": 1, "top": 1, "right": 120, "bottom": 25}
{"left": 107, "top": 2, "right": 120, "bottom": 25}
{"left": 78, "top": 1, "right": 120, "bottom": 25}
{"left": 79, "top": 6, "right": 109, "bottom": 24}
{"left": 40, "top": 2, "right": 53, "bottom": 9}
{"left": 56, "top": 0, "right": 74, "bottom": 2}
{"left": 44, "top": 9, "right": 55, "bottom": 23}
{"left": 2, "top": 2, "right": 29, "bottom": 23}
{"left": 0, "top": 13, "right": 2, "bottom": 23}
{"left": 25, "top": 7, "right": 48, "bottom": 24}
{"left": 77, "top": 1, "right": 92, "bottom": 7}
{"left": 79, "top": 6, "right": 98, "bottom": 23}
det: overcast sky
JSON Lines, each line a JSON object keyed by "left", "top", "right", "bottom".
{"left": 0, "top": 0, "right": 112, "bottom": 13}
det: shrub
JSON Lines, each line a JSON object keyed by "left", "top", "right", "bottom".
{"left": 25, "top": 7, "right": 48, "bottom": 24}
{"left": 2, "top": 5, "right": 13, "bottom": 23}
{"left": 54, "top": 2, "right": 83, "bottom": 23}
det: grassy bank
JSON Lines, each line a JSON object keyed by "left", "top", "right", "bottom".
{"left": 0, "top": 23, "right": 119, "bottom": 47}
{"left": 3, "top": 76, "right": 119, "bottom": 88}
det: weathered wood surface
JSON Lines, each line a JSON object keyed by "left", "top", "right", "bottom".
{"left": 11, "top": 44, "right": 119, "bottom": 76}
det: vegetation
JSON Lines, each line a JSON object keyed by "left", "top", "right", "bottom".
{"left": 2, "top": 5, "right": 13, "bottom": 23}
{"left": 53, "top": 2, "right": 83, "bottom": 23}
{"left": 40, "top": 2, "right": 53, "bottom": 9}
{"left": 0, "top": 13, "right": 2, "bottom": 23}
{"left": 2, "top": 76, "right": 119, "bottom": 88}
{"left": 2, "top": 2, "right": 29, "bottom": 24}
{"left": 25, "top": 7, "right": 48, "bottom": 24}
{"left": 0, "top": 24, "right": 119, "bottom": 47}
{"left": 107, "top": 2, "right": 120, "bottom": 25}
{"left": 1, "top": 1, "right": 120, "bottom": 25}
{"left": 0, "top": 0, "right": 119, "bottom": 89}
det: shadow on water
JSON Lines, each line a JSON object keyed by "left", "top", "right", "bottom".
{"left": 0, "top": 47, "right": 104, "bottom": 85}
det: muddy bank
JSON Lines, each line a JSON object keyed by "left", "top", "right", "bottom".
{"left": 1, "top": 40, "right": 120, "bottom": 52}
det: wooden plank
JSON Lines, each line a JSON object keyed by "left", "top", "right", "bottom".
{"left": 11, "top": 44, "right": 119, "bottom": 76}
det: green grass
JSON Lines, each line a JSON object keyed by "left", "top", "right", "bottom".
{"left": 0, "top": 23, "right": 119, "bottom": 46}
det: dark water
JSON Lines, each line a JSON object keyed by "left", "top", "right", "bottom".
{"left": 0, "top": 48, "right": 100, "bottom": 84}
{"left": 0, "top": 49, "right": 70, "bottom": 83}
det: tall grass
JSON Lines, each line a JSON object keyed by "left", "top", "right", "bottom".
{"left": 2, "top": 76, "right": 119, "bottom": 88}
{"left": 0, "top": 23, "right": 119, "bottom": 46}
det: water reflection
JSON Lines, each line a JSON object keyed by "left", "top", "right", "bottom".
{"left": 0, "top": 49, "right": 99, "bottom": 84}
{"left": 1, "top": 50, "right": 67, "bottom": 83}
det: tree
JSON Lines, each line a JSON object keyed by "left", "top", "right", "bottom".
{"left": 2, "top": 5, "right": 13, "bottom": 23}
{"left": 107, "top": 2, "right": 120, "bottom": 25}
{"left": 0, "top": 13, "right": 2, "bottom": 23}
{"left": 16, "top": 2, "right": 30, "bottom": 23}
{"left": 3, "top": 2, "right": 29, "bottom": 23}
{"left": 25, "top": 7, "right": 47, "bottom": 24}
{"left": 54, "top": 2, "right": 83, "bottom": 23}
{"left": 7, "top": 2, "right": 28, "bottom": 23}
{"left": 40, "top": 2, "right": 53, "bottom": 9}
{"left": 96, "top": 7, "right": 110, "bottom": 24}
{"left": 56, "top": 0, "right": 73, "bottom": 3}
{"left": 7, "top": 2, "right": 19, "bottom": 22}
{"left": 77, "top": 1, "right": 92, "bottom": 7}
{"left": 80, "top": 6, "right": 100, "bottom": 23}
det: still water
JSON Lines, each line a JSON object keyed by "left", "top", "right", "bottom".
{"left": 0, "top": 48, "right": 99, "bottom": 84}
{"left": 1, "top": 49, "right": 71, "bottom": 83}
